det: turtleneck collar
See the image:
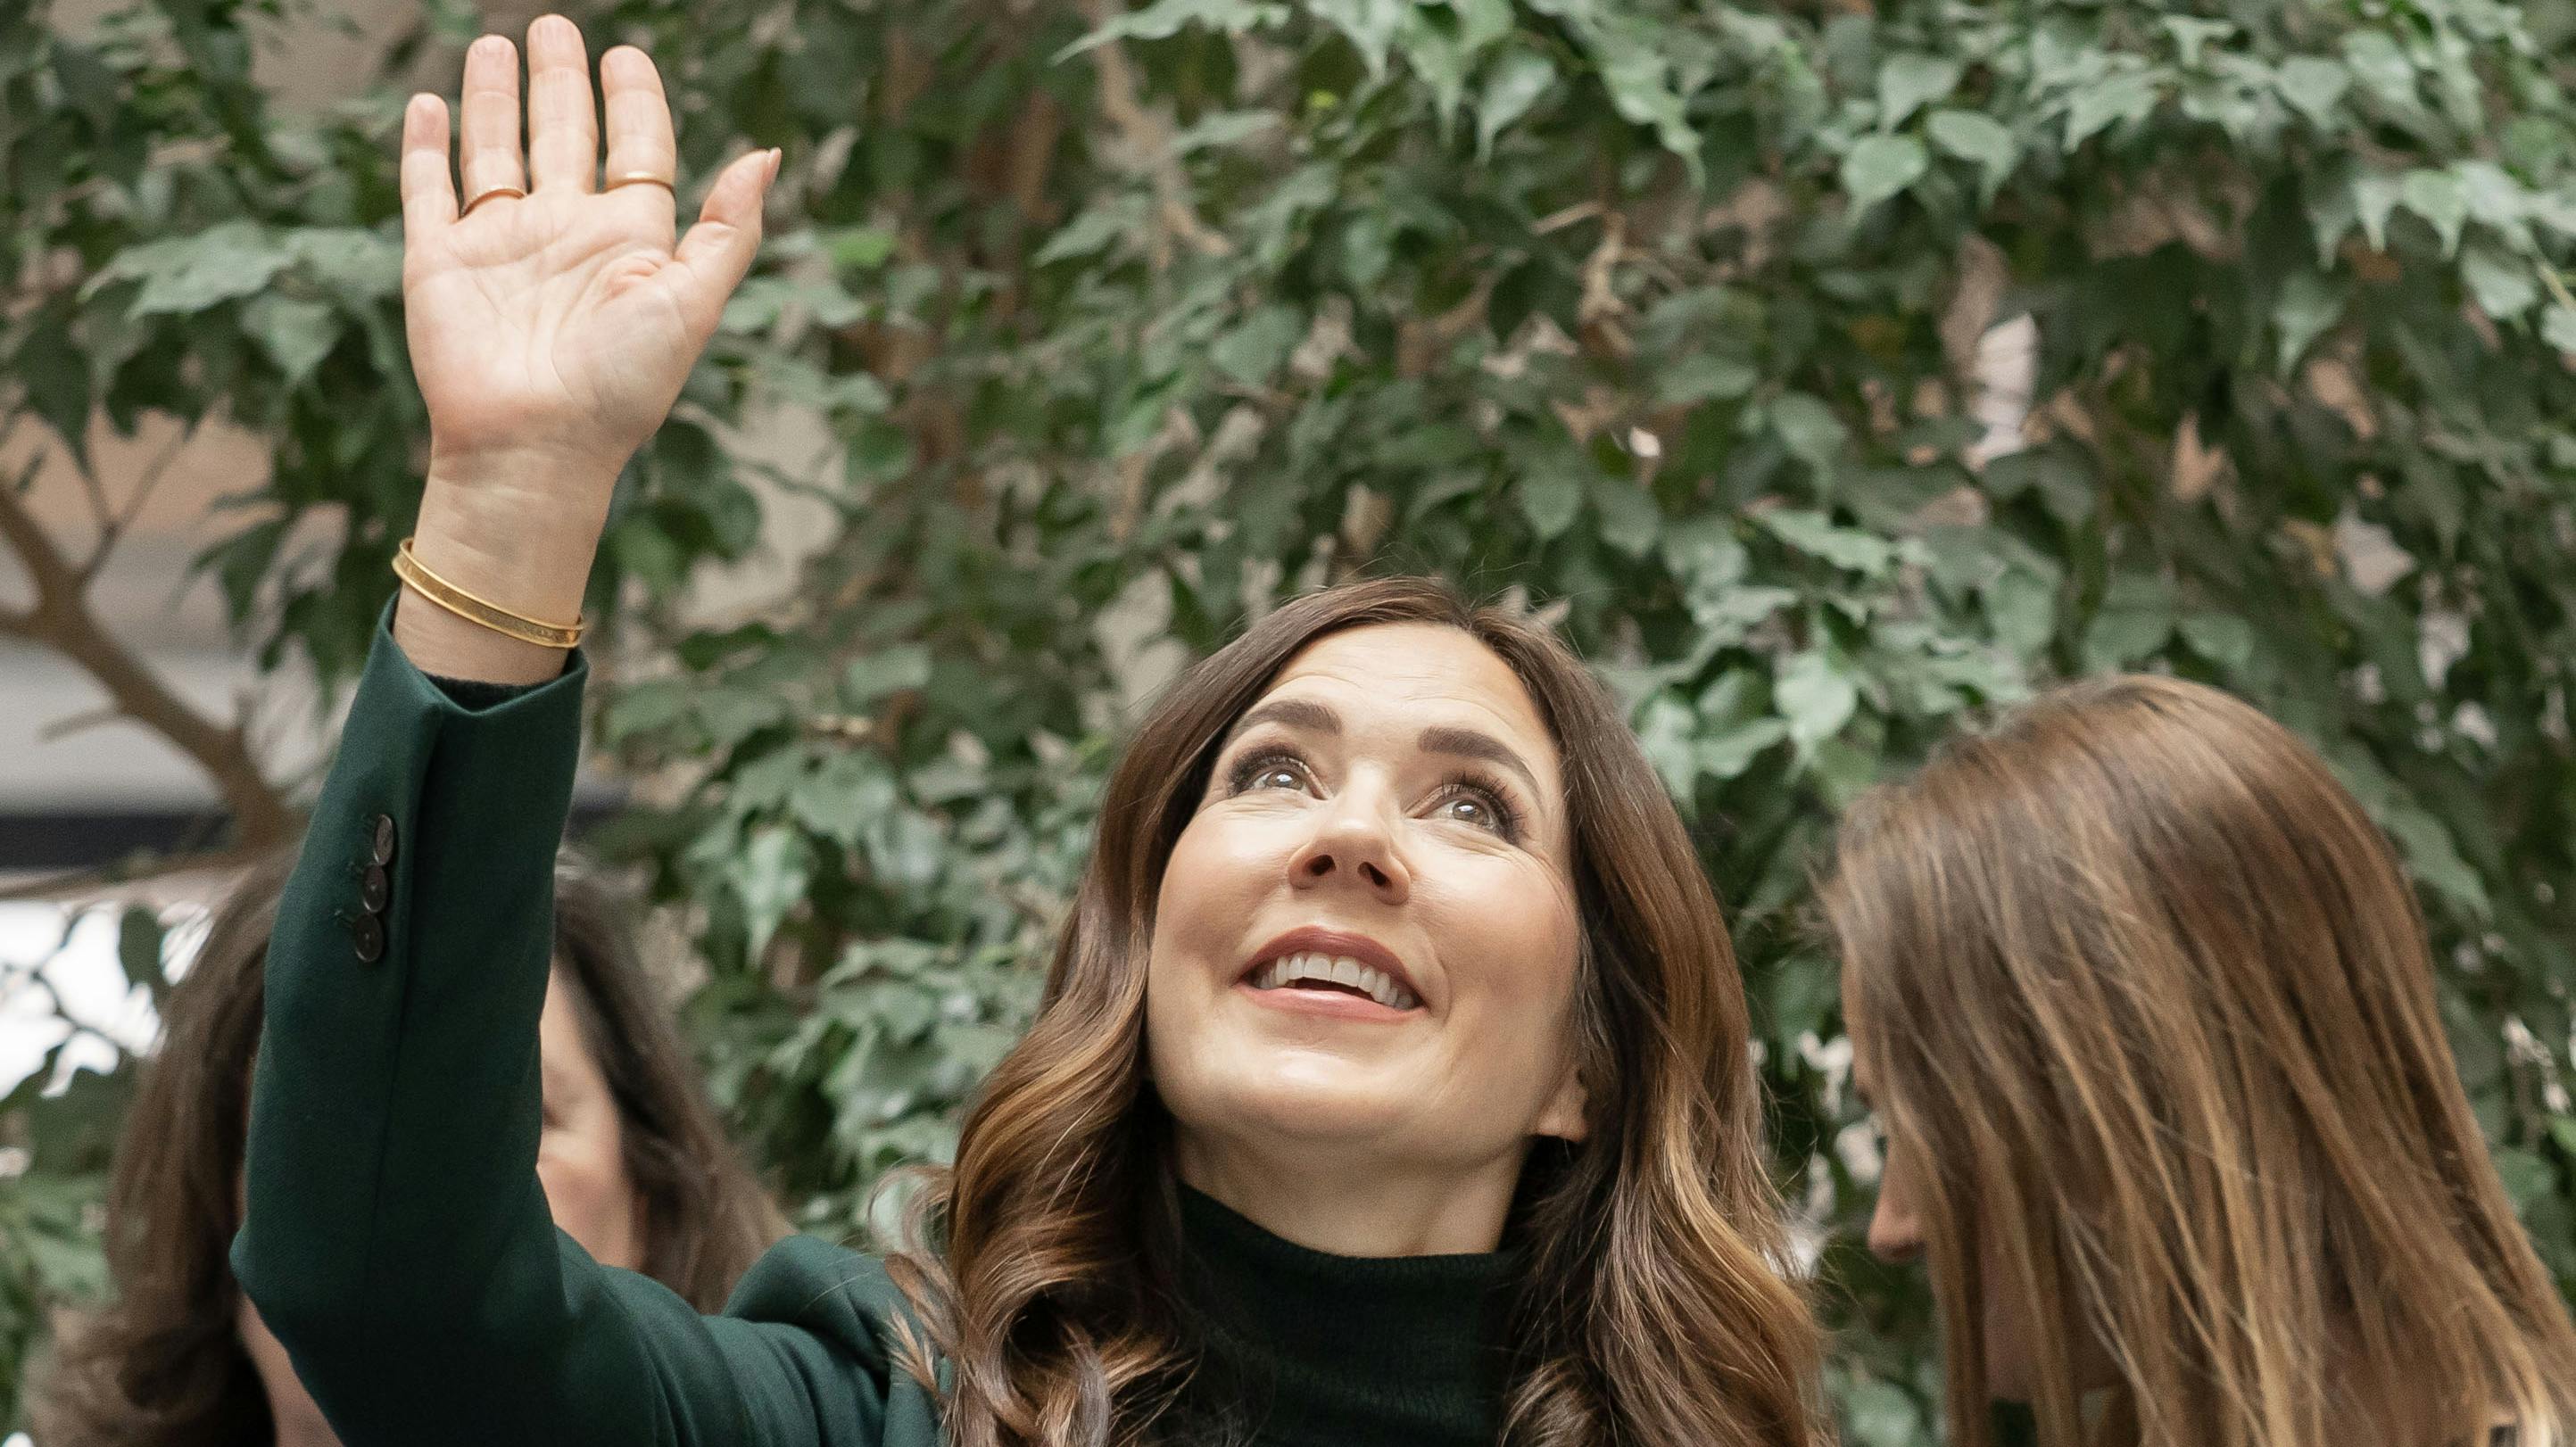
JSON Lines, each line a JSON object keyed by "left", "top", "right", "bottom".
{"left": 1170, "top": 1186, "right": 1516, "bottom": 1447}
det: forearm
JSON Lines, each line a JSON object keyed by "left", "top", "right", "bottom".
{"left": 234, "top": 609, "right": 611, "bottom": 1440}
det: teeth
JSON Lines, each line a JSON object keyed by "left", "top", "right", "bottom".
{"left": 1249, "top": 951, "right": 1419, "bottom": 1010}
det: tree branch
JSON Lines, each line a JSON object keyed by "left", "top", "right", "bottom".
{"left": 0, "top": 462, "right": 294, "bottom": 850}
{"left": 79, "top": 426, "right": 190, "bottom": 583}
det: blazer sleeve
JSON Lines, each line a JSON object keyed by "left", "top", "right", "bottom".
{"left": 232, "top": 603, "right": 928, "bottom": 1447}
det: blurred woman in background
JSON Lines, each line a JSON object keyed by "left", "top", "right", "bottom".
{"left": 1824, "top": 674, "right": 2576, "bottom": 1447}
{"left": 33, "top": 852, "right": 779, "bottom": 1445}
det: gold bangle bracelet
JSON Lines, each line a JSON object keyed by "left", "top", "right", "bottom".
{"left": 392, "top": 537, "right": 584, "bottom": 649}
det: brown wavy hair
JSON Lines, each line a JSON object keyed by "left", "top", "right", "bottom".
{"left": 1823, "top": 674, "right": 2576, "bottom": 1447}
{"left": 32, "top": 850, "right": 782, "bottom": 1444}
{"left": 882, "top": 575, "right": 1823, "bottom": 1447}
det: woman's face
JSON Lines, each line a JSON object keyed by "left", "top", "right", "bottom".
{"left": 238, "top": 967, "right": 644, "bottom": 1438}
{"left": 1145, "top": 624, "right": 1588, "bottom": 1216}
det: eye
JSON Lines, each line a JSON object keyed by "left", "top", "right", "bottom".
{"left": 1227, "top": 748, "right": 1313, "bottom": 796}
{"left": 1430, "top": 774, "right": 1519, "bottom": 840}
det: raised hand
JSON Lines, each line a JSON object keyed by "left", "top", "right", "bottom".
{"left": 394, "top": 15, "right": 777, "bottom": 682}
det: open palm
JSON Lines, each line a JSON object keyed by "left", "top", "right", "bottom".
{"left": 401, "top": 17, "right": 775, "bottom": 477}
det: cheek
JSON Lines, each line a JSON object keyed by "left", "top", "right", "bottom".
{"left": 537, "top": 1102, "right": 641, "bottom": 1269}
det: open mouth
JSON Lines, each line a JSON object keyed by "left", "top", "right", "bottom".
{"left": 1247, "top": 951, "right": 1421, "bottom": 1012}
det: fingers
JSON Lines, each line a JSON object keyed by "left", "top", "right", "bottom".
{"left": 668, "top": 148, "right": 783, "bottom": 336}
{"left": 525, "top": 14, "right": 598, "bottom": 194}
{"left": 399, "top": 93, "right": 457, "bottom": 236}
{"left": 458, "top": 34, "right": 526, "bottom": 204}
{"left": 601, "top": 47, "right": 677, "bottom": 189}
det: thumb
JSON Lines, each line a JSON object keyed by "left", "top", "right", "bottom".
{"left": 666, "top": 147, "right": 780, "bottom": 340}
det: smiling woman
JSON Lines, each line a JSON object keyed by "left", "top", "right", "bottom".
{"left": 228, "top": 15, "right": 1821, "bottom": 1447}
{"left": 893, "top": 582, "right": 1820, "bottom": 1445}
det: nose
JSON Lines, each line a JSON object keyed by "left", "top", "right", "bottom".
{"left": 1287, "top": 790, "right": 1411, "bottom": 905}
{"left": 1867, "top": 1180, "right": 1926, "bottom": 1265}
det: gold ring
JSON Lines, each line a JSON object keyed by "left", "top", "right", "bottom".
{"left": 460, "top": 184, "right": 526, "bottom": 217}
{"left": 604, "top": 172, "right": 676, "bottom": 195}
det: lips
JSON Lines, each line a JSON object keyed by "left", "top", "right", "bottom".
{"left": 1238, "top": 927, "right": 1424, "bottom": 1013}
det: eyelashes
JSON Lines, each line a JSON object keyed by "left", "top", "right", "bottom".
{"left": 1222, "top": 745, "right": 1525, "bottom": 843}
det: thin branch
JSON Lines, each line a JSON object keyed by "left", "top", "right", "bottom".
{"left": 80, "top": 426, "right": 190, "bottom": 583}
{"left": 0, "top": 466, "right": 294, "bottom": 850}
{"left": 37, "top": 705, "right": 122, "bottom": 743}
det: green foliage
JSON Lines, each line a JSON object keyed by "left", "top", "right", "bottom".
{"left": 8, "top": 0, "right": 2576, "bottom": 1438}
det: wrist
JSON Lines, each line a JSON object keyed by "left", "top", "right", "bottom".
{"left": 415, "top": 449, "right": 623, "bottom": 624}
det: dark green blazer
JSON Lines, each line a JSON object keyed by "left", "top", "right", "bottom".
{"left": 233, "top": 616, "right": 937, "bottom": 1447}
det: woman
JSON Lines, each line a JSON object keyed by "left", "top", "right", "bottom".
{"left": 34, "top": 852, "right": 779, "bottom": 1445}
{"left": 1824, "top": 674, "right": 2576, "bottom": 1447}
{"left": 231, "top": 15, "right": 1822, "bottom": 1447}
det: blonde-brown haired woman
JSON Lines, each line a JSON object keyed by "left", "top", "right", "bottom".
{"left": 1823, "top": 674, "right": 2576, "bottom": 1447}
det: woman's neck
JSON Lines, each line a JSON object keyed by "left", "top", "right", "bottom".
{"left": 271, "top": 1407, "right": 344, "bottom": 1447}
{"left": 1170, "top": 1131, "right": 1527, "bottom": 1256}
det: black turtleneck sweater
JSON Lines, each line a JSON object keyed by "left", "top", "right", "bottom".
{"left": 1168, "top": 1187, "right": 1515, "bottom": 1446}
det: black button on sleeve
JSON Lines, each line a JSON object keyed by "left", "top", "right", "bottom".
{"left": 351, "top": 913, "right": 385, "bottom": 964}
{"left": 360, "top": 864, "right": 391, "bottom": 914}
{"left": 368, "top": 813, "right": 398, "bottom": 866}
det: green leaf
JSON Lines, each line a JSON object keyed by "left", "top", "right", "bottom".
{"left": 1475, "top": 47, "right": 1556, "bottom": 157}
{"left": 1777, "top": 649, "right": 1860, "bottom": 749}
{"left": 1034, "top": 204, "right": 1134, "bottom": 265}
{"left": 2401, "top": 169, "right": 2468, "bottom": 256}
{"left": 1212, "top": 305, "right": 1303, "bottom": 386}
{"left": 115, "top": 907, "right": 167, "bottom": 1004}
{"left": 1986, "top": 568, "right": 2057, "bottom": 654}
{"left": 2275, "top": 56, "right": 2349, "bottom": 130}
{"left": 2351, "top": 172, "right": 2404, "bottom": 252}
{"left": 1768, "top": 393, "right": 1850, "bottom": 475}
{"left": 2081, "top": 573, "right": 2176, "bottom": 671}
{"left": 2063, "top": 70, "right": 2158, "bottom": 150}
{"left": 1926, "top": 110, "right": 2017, "bottom": 198}
{"left": 1057, "top": 0, "right": 1288, "bottom": 55}
{"left": 2544, "top": 305, "right": 2576, "bottom": 353}
{"left": 1519, "top": 468, "right": 1583, "bottom": 540}
{"left": 826, "top": 227, "right": 899, "bottom": 269}
{"left": 1876, "top": 54, "right": 1963, "bottom": 129}
{"left": 2460, "top": 245, "right": 2539, "bottom": 320}
{"left": 1594, "top": 475, "right": 1661, "bottom": 557}
{"left": 1841, "top": 134, "right": 1929, "bottom": 212}
{"left": 2272, "top": 269, "right": 2346, "bottom": 373}
{"left": 89, "top": 221, "right": 294, "bottom": 316}
{"left": 2178, "top": 613, "right": 2255, "bottom": 670}
{"left": 1654, "top": 353, "right": 1760, "bottom": 405}
{"left": 1311, "top": 0, "right": 1406, "bottom": 76}
{"left": 244, "top": 295, "right": 340, "bottom": 386}
{"left": 842, "top": 645, "right": 933, "bottom": 707}
{"left": 734, "top": 826, "right": 812, "bottom": 963}
{"left": 1764, "top": 509, "right": 1893, "bottom": 575}
{"left": 1702, "top": 717, "right": 1791, "bottom": 779}
{"left": 2160, "top": 16, "right": 2234, "bottom": 68}
{"left": 2340, "top": 31, "right": 2415, "bottom": 112}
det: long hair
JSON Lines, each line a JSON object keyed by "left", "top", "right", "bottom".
{"left": 33, "top": 850, "right": 782, "bottom": 1444}
{"left": 1822, "top": 674, "right": 2576, "bottom": 1447}
{"left": 885, "top": 575, "right": 1822, "bottom": 1447}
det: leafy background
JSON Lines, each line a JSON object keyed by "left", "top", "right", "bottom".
{"left": 6, "top": 0, "right": 2576, "bottom": 1437}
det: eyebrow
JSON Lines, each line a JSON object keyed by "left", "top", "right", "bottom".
{"left": 1223, "top": 699, "right": 1545, "bottom": 801}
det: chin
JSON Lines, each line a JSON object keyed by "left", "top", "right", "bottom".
{"left": 1163, "top": 1044, "right": 1416, "bottom": 1147}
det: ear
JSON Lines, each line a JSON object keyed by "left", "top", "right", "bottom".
{"left": 1531, "top": 1062, "right": 1590, "bottom": 1145}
